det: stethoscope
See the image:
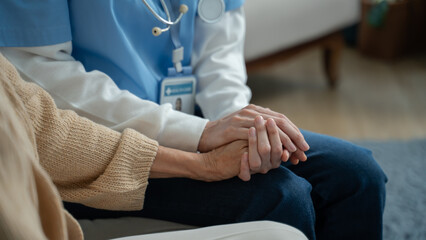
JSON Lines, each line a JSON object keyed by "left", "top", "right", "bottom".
{"left": 141, "top": 0, "right": 225, "bottom": 37}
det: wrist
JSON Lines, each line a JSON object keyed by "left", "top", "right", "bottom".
{"left": 187, "top": 152, "right": 210, "bottom": 181}
{"left": 198, "top": 121, "right": 213, "bottom": 153}
{"left": 180, "top": 151, "right": 215, "bottom": 182}
{"left": 198, "top": 151, "right": 218, "bottom": 182}
{"left": 150, "top": 146, "right": 207, "bottom": 180}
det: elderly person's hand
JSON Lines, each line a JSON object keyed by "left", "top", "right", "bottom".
{"left": 201, "top": 140, "right": 251, "bottom": 182}
{"left": 150, "top": 140, "right": 250, "bottom": 182}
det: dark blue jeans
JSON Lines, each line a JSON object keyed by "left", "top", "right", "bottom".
{"left": 64, "top": 130, "right": 387, "bottom": 240}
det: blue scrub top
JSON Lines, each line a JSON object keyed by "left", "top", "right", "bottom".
{"left": 0, "top": 0, "right": 245, "bottom": 103}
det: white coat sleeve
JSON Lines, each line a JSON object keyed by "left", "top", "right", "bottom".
{"left": 192, "top": 7, "right": 252, "bottom": 121}
{"left": 0, "top": 43, "right": 208, "bottom": 152}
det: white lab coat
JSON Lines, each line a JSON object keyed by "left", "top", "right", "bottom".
{"left": 0, "top": 8, "right": 251, "bottom": 152}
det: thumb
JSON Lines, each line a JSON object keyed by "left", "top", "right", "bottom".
{"left": 238, "top": 152, "right": 251, "bottom": 181}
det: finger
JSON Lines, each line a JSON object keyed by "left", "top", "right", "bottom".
{"left": 289, "top": 150, "right": 307, "bottom": 165}
{"left": 249, "top": 105, "right": 302, "bottom": 134}
{"left": 229, "top": 127, "right": 250, "bottom": 142}
{"left": 266, "top": 118, "right": 283, "bottom": 168}
{"left": 278, "top": 129, "right": 297, "bottom": 153}
{"left": 240, "top": 105, "right": 288, "bottom": 129}
{"left": 293, "top": 150, "right": 308, "bottom": 162}
{"left": 254, "top": 116, "right": 271, "bottom": 169}
{"left": 275, "top": 118, "right": 310, "bottom": 152}
{"left": 289, "top": 154, "right": 300, "bottom": 165}
{"left": 246, "top": 105, "right": 309, "bottom": 151}
{"left": 248, "top": 127, "right": 262, "bottom": 170}
{"left": 281, "top": 149, "right": 290, "bottom": 162}
{"left": 238, "top": 152, "right": 251, "bottom": 181}
{"left": 247, "top": 104, "right": 298, "bottom": 130}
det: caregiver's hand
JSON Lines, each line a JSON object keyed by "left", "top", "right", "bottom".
{"left": 198, "top": 104, "right": 310, "bottom": 167}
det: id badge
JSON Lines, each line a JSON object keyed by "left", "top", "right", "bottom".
{"left": 160, "top": 75, "right": 196, "bottom": 114}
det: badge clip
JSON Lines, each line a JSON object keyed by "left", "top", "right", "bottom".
{"left": 160, "top": 67, "right": 196, "bottom": 114}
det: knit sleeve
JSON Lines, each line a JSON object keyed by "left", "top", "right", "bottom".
{"left": 4, "top": 56, "right": 158, "bottom": 211}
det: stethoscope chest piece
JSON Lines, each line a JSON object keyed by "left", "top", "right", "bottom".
{"left": 198, "top": 0, "right": 225, "bottom": 24}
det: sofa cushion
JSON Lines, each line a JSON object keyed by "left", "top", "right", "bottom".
{"left": 78, "top": 217, "right": 195, "bottom": 240}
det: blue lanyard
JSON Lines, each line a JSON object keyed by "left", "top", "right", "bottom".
{"left": 167, "top": 0, "right": 185, "bottom": 73}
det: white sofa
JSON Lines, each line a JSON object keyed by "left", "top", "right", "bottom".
{"left": 244, "top": 0, "right": 360, "bottom": 86}
{"left": 244, "top": 0, "right": 360, "bottom": 61}
{"left": 79, "top": 1, "right": 360, "bottom": 239}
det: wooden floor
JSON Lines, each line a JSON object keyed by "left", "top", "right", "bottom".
{"left": 247, "top": 47, "right": 426, "bottom": 141}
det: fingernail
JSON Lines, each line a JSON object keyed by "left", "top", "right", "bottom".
{"left": 249, "top": 127, "right": 256, "bottom": 137}
{"left": 302, "top": 141, "right": 310, "bottom": 151}
{"left": 289, "top": 144, "right": 297, "bottom": 152}
{"left": 267, "top": 118, "right": 275, "bottom": 127}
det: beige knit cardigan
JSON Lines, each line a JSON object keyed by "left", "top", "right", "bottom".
{"left": 0, "top": 53, "right": 159, "bottom": 239}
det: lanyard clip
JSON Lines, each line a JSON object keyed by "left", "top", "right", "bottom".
{"left": 173, "top": 47, "right": 184, "bottom": 73}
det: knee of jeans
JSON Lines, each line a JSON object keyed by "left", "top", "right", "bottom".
{"left": 248, "top": 171, "right": 314, "bottom": 222}
{"left": 279, "top": 175, "right": 313, "bottom": 210}
{"left": 338, "top": 145, "right": 387, "bottom": 196}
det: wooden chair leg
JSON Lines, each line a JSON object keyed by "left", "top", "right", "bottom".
{"left": 322, "top": 33, "right": 343, "bottom": 88}
{"left": 246, "top": 31, "right": 344, "bottom": 88}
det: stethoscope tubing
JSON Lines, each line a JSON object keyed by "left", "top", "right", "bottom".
{"left": 141, "top": 0, "right": 184, "bottom": 26}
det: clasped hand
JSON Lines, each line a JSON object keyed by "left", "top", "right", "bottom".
{"left": 199, "top": 104, "right": 310, "bottom": 181}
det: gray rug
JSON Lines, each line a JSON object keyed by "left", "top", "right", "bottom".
{"left": 355, "top": 139, "right": 426, "bottom": 240}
